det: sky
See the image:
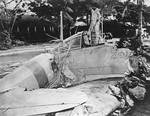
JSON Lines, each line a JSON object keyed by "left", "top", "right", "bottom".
{"left": 144, "top": 0, "right": 150, "bottom": 6}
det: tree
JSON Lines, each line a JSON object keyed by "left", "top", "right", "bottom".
{"left": 27, "top": 0, "right": 150, "bottom": 39}
{"left": 28, "top": 0, "right": 72, "bottom": 38}
{"left": 27, "top": 0, "right": 119, "bottom": 38}
{"left": 114, "top": 0, "right": 150, "bottom": 25}
{"left": 0, "top": 0, "right": 25, "bottom": 49}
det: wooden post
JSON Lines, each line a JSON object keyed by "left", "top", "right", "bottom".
{"left": 138, "top": 0, "right": 143, "bottom": 42}
{"left": 140, "top": 1, "right": 143, "bottom": 41}
{"left": 101, "top": 11, "right": 104, "bottom": 40}
{"left": 58, "top": 11, "right": 64, "bottom": 72}
{"left": 60, "top": 11, "right": 63, "bottom": 41}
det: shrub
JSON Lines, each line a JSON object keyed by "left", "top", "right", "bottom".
{"left": 0, "top": 30, "right": 12, "bottom": 50}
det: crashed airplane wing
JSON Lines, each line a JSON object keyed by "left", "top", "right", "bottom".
{"left": 0, "top": 88, "right": 87, "bottom": 116}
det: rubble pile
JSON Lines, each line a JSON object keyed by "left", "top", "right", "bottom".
{"left": 109, "top": 51, "right": 150, "bottom": 115}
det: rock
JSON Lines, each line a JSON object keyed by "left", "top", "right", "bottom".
{"left": 70, "top": 105, "right": 89, "bottom": 116}
{"left": 128, "top": 86, "right": 146, "bottom": 100}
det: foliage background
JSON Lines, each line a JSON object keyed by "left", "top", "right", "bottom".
{"left": 0, "top": 0, "right": 150, "bottom": 49}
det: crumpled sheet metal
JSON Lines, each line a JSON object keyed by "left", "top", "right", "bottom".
{"left": 56, "top": 93, "right": 121, "bottom": 116}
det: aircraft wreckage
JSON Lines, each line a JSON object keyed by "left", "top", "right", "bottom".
{"left": 0, "top": 8, "right": 150, "bottom": 116}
